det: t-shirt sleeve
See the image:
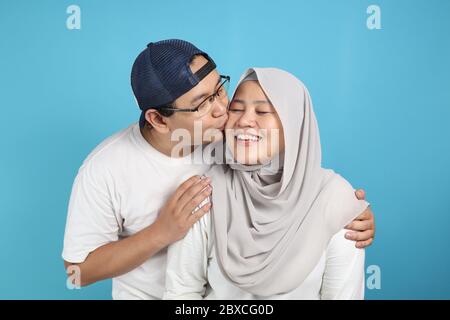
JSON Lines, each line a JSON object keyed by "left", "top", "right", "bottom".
{"left": 62, "top": 161, "right": 121, "bottom": 263}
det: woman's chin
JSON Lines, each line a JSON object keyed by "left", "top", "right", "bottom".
{"left": 231, "top": 151, "right": 260, "bottom": 165}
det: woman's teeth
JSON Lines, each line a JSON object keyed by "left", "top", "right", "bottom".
{"left": 235, "top": 134, "right": 261, "bottom": 142}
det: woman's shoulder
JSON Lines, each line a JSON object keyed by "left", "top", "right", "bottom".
{"left": 321, "top": 171, "right": 369, "bottom": 234}
{"left": 323, "top": 172, "right": 356, "bottom": 197}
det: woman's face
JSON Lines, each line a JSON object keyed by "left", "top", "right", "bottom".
{"left": 225, "top": 80, "right": 285, "bottom": 165}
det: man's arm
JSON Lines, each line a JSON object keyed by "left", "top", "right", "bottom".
{"left": 64, "top": 175, "right": 212, "bottom": 287}
{"left": 345, "top": 189, "right": 376, "bottom": 249}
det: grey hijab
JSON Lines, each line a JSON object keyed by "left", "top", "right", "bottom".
{"left": 209, "top": 68, "right": 368, "bottom": 296}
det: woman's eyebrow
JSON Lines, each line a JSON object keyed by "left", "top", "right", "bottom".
{"left": 190, "top": 76, "right": 221, "bottom": 105}
{"left": 232, "top": 99, "right": 271, "bottom": 105}
{"left": 252, "top": 99, "right": 271, "bottom": 105}
{"left": 231, "top": 98, "right": 246, "bottom": 104}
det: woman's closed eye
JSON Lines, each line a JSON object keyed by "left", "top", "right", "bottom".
{"left": 228, "top": 102, "right": 244, "bottom": 112}
{"left": 255, "top": 110, "right": 274, "bottom": 115}
{"left": 229, "top": 106, "right": 274, "bottom": 115}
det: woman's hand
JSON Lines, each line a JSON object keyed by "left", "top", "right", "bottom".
{"left": 344, "top": 189, "right": 375, "bottom": 249}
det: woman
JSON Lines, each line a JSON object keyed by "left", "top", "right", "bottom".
{"left": 163, "top": 68, "right": 369, "bottom": 299}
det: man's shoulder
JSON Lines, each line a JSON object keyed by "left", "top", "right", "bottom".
{"left": 79, "top": 123, "right": 137, "bottom": 173}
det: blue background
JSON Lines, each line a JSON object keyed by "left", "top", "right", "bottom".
{"left": 0, "top": 0, "right": 449, "bottom": 299}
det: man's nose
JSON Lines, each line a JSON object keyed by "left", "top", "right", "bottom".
{"left": 211, "top": 98, "right": 228, "bottom": 118}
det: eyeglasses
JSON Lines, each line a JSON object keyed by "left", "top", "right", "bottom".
{"left": 157, "top": 75, "right": 230, "bottom": 117}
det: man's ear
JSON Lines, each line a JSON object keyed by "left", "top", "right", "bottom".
{"left": 145, "top": 109, "right": 170, "bottom": 134}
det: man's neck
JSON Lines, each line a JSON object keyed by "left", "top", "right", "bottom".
{"left": 140, "top": 126, "right": 195, "bottom": 158}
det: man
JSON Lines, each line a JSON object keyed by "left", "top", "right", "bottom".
{"left": 62, "top": 39, "right": 375, "bottom": 299}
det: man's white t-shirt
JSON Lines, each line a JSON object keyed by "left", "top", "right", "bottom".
{"left": 62, "top": 123, "right": 211, "bottom": 299}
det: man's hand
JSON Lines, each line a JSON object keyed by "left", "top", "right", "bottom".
{"left": 63, "top": 175, "right": 213, "bottom": 287}
{"left": 152, "top": 175, "right": 212, "bottom": 247}
{"left": 344, "top": 189, "right": 375, "bottom": 249}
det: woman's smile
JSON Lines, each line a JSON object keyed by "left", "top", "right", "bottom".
{"left": 234, "top": 130, "right": 263, "bottom": 146}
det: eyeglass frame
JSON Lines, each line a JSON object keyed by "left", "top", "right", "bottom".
{"left": 154, "top": 75, "right": 230, "bottom": 115}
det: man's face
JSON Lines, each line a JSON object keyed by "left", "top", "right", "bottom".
{"left": 164, "top": 55, "right": 229, "bottom": 146}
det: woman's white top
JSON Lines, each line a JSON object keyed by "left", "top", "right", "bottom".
{"left": 164, "top": 212, "right": 365, "bottom": 300}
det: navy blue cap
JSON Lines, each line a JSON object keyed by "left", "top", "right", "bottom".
{"left": 131, "top": 39, "right": 216, "bottom": 127}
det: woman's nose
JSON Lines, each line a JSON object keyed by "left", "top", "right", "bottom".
{"left": 237, "top": 111, "right": 256, "bottom": 127}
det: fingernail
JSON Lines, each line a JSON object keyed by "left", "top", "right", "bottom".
{"left": 345, "top": 232, "right": 353, "bottom": 239}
